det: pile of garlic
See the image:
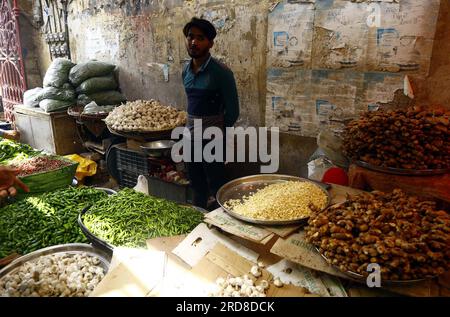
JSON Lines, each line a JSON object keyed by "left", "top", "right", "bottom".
{"left": 212, "top": 263, "right": 283, "bottom": 297}
{"left": 0, "top": 252, "right": 105, "bottom": 297}
{"left": 105, "top": 99, "right": 187, "bottom": 132}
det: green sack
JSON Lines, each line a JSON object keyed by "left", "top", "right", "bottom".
{"left": 23, "top": 88, "right": 43, "bottom": 107}
{"left": 69, "top": 61, "right": 116, "bottom": 87}
{"left": 76, "top": 74, "right": 118, "bottom": 94}
{"left": 39, "top": 99, "right": 74, "bottom": 112}
{"left": 77, "top": 94, "right": 92, "bottom": 106}
{"left": 39, "top": 86, "right": 75, "bottom": 102}
{"left": 43, "top": 58, "right": 75, "bottom": 88}
{"left": 80, "top": 90, "right": 126, "bottom": 106}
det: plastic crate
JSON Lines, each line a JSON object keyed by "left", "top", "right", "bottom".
{"left": 118, "top": 170, "right": 141, "bottom": 188}
{"left": 146, "top": 176, "right": 193, "bottom": 204}
{"left": 115, "top": 144, "right": 148, "bottom": 175}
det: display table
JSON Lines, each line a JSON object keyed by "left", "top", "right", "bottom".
{"left": 14, "top": 104, "right": 84, "bottom": 155}
{"left": 91, "top": 184, "right": 450, "bottom": 297}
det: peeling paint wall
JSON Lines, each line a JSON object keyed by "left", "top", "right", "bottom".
{"left": 27, "top": 0, "right": 449, "bottom": 177}
{"left": 33, "top": 0, "right": 270, "bottom": 128}
{"left": 18, "top": 0, "right": 42, "bottom": 89}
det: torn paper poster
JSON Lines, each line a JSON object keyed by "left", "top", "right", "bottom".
{"left": 265, "top": 68, "right": 315, "bottom": 136}
{"left": 312, "top": 1, "right": 369, "bottom": 70}
{"left": 404, "top": 75, "right": 414, "bottom": 99}
{"left": 360, "top": 72, "right": 404, "bottom": 112}
{"left": 84, "top": 25, "right": 119, "bottom": 61}
{"left": 267, "top": 1, "right": 315, "bottom": 68}
{"left": 311, "top": 70, "right": 362, "bottom": 134}
{"left": 367, "top": 0, "right": 440, "bottom": 75}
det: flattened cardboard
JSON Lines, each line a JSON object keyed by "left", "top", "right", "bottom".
{"left": 204, "top": 208, "right": 273, "bottom": 243}
{"left": 172, "top": 223, "right": 259, "bottom": 267}
{"left": 270, "top": 231, "right": 348, "bottom": 278}
{"left": 263, "top": 224, "right": 302, "bottom": 238}
{"left": 193, "top": 243, "right": 310, "bottom": 297}
{"left": 91, "top": 248, "right": 166, "bottom": 297}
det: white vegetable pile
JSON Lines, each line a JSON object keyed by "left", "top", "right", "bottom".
{"left": 211, "top": 262, "right": 283, "bottom": 297}
{"left": 105, "top": 99, "right": 187, "bottom": 132}
{"left": 0, "top": 252, "right": 105, "bottom": 297}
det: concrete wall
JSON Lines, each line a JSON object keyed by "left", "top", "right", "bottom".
{"left": 22, "top": 0, "right": 450, "bottom": 178}
{"left": 18, "top": 0, "right": 42, "bottom": 89}
{"left": 416, "top": 0, "right": 450, "bottom": 107}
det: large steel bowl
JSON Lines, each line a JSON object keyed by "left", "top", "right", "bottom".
{"left": 216, "top": 174, "right": 331, "bottom": 225}
{"left": 0, "top": 243, "right": 111, "bottom": 281}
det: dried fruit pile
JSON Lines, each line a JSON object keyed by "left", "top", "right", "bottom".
{"left": 306, "top": 189, "right": 450, "bottom": 281}
{"left": 343, "top": 107, "right": 450, "bottom": 170}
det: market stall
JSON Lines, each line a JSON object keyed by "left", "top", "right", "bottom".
{"left": 1, "top": 166, "right": 448, "bottom": 297}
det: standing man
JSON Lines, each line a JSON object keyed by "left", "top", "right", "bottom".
{"left": 182, "top": 17, "right": 239, "bottom": 209}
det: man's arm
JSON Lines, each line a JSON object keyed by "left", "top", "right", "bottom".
{"left": 221, "top": 70, "right": 240, "bottom": 127}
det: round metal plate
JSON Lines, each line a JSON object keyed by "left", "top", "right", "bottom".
{"left": 315, "top": 246, "right": 431, "bottom": 285}
{"left": 78, "top": 203, "right": 206, "bottom": 254}
{"left": 216, "top": 174, "right": 331, "bottom": 226}
{"left": 106, "top": 124, "right": 175, "bottom": 141}
{"left": 0, "top": 243, "right": 111, "bottom": 280}
{"left": 355, "top": 160, "right": 449, "bottom": 176}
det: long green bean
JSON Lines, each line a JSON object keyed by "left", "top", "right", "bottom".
{"left": 83, "top": 188, "right": 204, "bottom": 248}
{"left": 0, "top": 187, "right": 107, "bottom": 258}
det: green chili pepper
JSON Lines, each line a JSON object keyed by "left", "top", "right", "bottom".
{"left": 83, "top": 188, "right": 204, "bottom": 248}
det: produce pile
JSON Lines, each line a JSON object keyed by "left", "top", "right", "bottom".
{"left": 224, "top": 181, "right": 328, "bottom": 221}
{"left": 0, "top": 138, "right": 38, "bottom": 164}
{"left": 105, "top": 99, "right": 187, "bottom": 132}
{"left": 8, "top": 156, "right": 72, "bottom": 177}
{"left": 0, "top": 187, "right": 107, "bottom": 258}
{"left": 343, "top": 106, "right": 450, "bottom": 170}
{"left": 82, "top": 188, "right": 204, "bottom": 248}
{"left": 0, "top": 252, "right": 105, "bottom": 297}
{"left": 212, "top": 263, "right": 286, "bottom": 297}
{"left": 305, "top": 189, "right": 450, "bottom": 281}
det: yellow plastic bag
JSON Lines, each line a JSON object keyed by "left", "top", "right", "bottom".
{"left": 64, "top": 154, "right": 97, "bottom": 181}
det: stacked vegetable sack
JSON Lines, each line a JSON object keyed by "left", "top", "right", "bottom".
{"left": 23, "top": 59, "right": 126, "bottom": 112}
{"left": 23, "top": 58, "right": 76, "bottom": 112}
{"left": 70, "top": 60, "right": 126, "bottom": 106}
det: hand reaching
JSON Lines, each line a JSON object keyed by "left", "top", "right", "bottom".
{"left": 0, "top": 167, "right": 30, "bottom": 198}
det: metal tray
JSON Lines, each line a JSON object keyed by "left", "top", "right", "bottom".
{"left": 106, "top": 124, "right": 175, "bottom": 141}
{"left": 0, "top": 243, "right": 111, "bottom": 280}
{"left": 216, "top": 174, "right": 332, "bottom": 226}
{"left": 355, "top": 160, "right": 449, "bottom": 176}
{"left": 78, "top": 203, "right": 208, "bottom": 255}
{"left": 315, "top": 246, "right": 432, "bottom": 285}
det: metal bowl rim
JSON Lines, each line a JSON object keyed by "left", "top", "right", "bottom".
{"left": 0, "top": 243, "right": 111, "bottom": 280}
{"left": 216, "top": 174, "right": 331, "bottom": 225}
